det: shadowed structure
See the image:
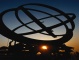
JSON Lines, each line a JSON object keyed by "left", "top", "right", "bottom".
{"left": 0, "top": 3, "right": 76, "bottom": 60}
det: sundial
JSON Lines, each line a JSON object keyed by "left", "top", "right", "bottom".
{"left": 0, "top": 3, "right": 76, "bottom": 56}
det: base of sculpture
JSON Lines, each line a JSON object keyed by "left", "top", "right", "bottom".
{"left": 0, "top": 42, "right": 77, "bottom": 60}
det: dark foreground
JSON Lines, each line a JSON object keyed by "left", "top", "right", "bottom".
{"left": 0, "top": 44, "right": 79, "bottom": 60}
{"left": 0, "top": 53, "right": 79, "bottom": 60}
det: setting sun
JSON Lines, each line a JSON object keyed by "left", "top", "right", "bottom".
{"left": 41, "top": 45, "right": 48, "bottom": 50}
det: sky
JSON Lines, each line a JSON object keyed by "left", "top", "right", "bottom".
{"left": 0, "top": 0, "right": 79, "bottom": 52}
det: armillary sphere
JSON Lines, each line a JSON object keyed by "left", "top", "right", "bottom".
{"left": 0, "top": 3, "right": 76, "bottom": 45}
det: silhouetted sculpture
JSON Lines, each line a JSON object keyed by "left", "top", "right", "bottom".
{"left": 0, "top": 3, "right": 76, "bottom": 60}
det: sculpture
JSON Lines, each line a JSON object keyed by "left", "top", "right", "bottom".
{"left": 0, "top": 3, "right": 76, "bottom": 57}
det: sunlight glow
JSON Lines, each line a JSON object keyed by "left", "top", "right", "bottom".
{"left": 41, "top": 45, "right": 48, "bottom": 50}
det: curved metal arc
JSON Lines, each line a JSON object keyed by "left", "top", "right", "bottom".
{"left": 19, "top": 13, "right": 75, "bottom": 35}
{"left": 20, "top": 3, "right": 75, "bottom": 31}
{"left": 17, "top": 4, "right": 75, "bottom": 36}
{"left": 40, "top": 13, "right": 69, "bottom": 36}
{"left": 14, "top": 9, "right": 48, "bottom": 36}
{"left": 13, "top": 7, "right": 75, "bottom": 32}
{"left": 13, "top": 10, "right": 67, "bottom": 37}
{"left": 13, "top": 8, "right": 71, "bottom": 36}
{"left": 13, "top": 8, "right": 55, "bottom": 36}
{"left": 12, "top": 8, "right": 59, "bottom": 32}
{"left": 0, "top": 8, "right": 46, "bottom": 44}
{"left": 14, "top": 9, "right": 36, "bottom": 32}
